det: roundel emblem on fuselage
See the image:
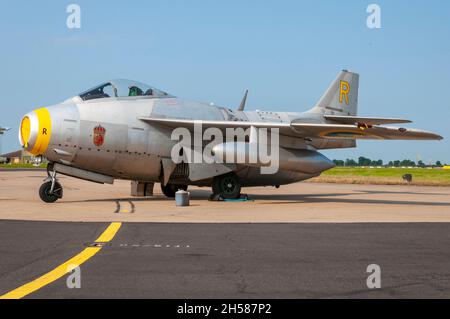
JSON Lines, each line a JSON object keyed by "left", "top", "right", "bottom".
{"left": 93, "top": 125, "right": 106, "bottom": 147}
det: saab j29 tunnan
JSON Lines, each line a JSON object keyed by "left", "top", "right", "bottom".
{"left": 18, "top": 70, "right": 443, "bottom": 202}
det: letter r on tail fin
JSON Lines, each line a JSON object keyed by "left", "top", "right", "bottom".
{"left": 309, "top": 70, "right": 359, "bottom": 116}
{"left": 339, "top": 80, "right": 350, "bottom": 105}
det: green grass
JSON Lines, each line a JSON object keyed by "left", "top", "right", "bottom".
{"left": 324, "top": 167, "right": 450, "bottom": 178}
{"left": 314, "top": 167, "right": 450, "bottom": 186}
{"left": 1, "top": 163, "right": 449, "bottom": 185}
{"left": 0, "top": 163, "right": 47, "bottom": 169}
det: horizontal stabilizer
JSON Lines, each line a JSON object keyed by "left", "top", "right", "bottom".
{"left": 324, "top": 115, "right": 411, "bottom": 125}
{"left": 290, "top": 123, "right": 443, "bottom": 141}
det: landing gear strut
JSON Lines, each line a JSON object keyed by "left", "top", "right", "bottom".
{"left": 212, "top": 172, "right": 242, "bottom": 199}
{"left": 161, "top": 183, "right": 188, "bottom": 198}
{"left": 39, "top": 167, "right": 63, "bottom": 203}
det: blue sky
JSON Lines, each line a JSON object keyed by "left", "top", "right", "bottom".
{"left": 0, "top": 0, "right": 449, "bottom": 163}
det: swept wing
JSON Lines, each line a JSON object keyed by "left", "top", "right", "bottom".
{"left": 139, "top": 117, "right": 443, "bottom": 141}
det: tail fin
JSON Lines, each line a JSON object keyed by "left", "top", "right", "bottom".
{"left": 309, "top": 70, "right": 359, "bottom": 116}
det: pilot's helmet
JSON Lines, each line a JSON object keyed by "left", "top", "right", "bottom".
{"left": 128, "top": 86, "right": 143, "bottom": 96}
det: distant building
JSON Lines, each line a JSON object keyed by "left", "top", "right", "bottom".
{"left": 0, "top": 150, "right": 41, "bottom": 164}
{"left": 0, "top": 127, "right": 11, "bottom": 159}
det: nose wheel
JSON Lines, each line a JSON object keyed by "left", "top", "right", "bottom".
{"left": 39, "top": 168, "right": 63, "bottom": 203}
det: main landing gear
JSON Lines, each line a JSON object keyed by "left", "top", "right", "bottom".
{"left": 39, "top": 167, "right": 63, "bottom": 203}
{"left": 212, "top": 172, "right": 242, "bottom": 199}
{"left": 161, "top": 183, "right": 188, "bottom": 198}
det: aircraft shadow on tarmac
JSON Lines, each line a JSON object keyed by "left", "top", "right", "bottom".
{"left": 61, "top": 189, "right": 450, "bottom": 207}
{"left": 251, "top": 191, "right": 450, "bottom": 206}
{"left": 357, "top": 190, "right": 450, "bottom": 196}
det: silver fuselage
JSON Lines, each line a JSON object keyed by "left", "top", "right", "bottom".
{"left": 39, "top": 95, "right": 343, "bottom": 187}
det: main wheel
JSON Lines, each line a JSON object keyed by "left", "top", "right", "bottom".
{"left": 161, "top": 183, "right": 188, "bottom": 198}
{"left": 212, "top": 173, "right": 241, "bottom": 199}
{"left": 39, "top": 181, "right": 63, "bottom": 203}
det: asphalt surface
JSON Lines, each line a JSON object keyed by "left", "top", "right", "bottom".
{"left": 1, "top": 221, "right": 450, "bottom": 298}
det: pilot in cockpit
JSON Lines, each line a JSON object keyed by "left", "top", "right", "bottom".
{"left": 128, "top": 86, "right": 144, "bottom": 96}
{"left": 79, "top": 80, "right": 169, "bottom": 101}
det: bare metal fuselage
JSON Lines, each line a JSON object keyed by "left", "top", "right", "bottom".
{"left": 43, "top": 95, "right": 340, "bottom": 187}
{"left": 19, "top": 71, "right": 443, "bottom": 198}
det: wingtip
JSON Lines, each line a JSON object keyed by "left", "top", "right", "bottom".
{"left": 426, "top": 133, "right": 444, "bottom": 141}
{"left": 429, "top": 131, "right": 444, "bottom": 140}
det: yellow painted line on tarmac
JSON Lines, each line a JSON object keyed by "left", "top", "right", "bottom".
{"left": 95, "top": 222, "right": 122, "bottom": 242}
{"left": 0, "top": 222, "right": 122, "bottom": 299}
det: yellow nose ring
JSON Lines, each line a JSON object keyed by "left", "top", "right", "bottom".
{"left": 20, "top": 108, "right": 52, "bottom": 155}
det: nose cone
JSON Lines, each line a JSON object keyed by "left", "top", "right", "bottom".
{"left": 19, "top": 108, "right": 52, "bottom": 155}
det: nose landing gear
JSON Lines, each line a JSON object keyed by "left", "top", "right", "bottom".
{"left": 39, "top": 168, "right": 63, "bottom": 203}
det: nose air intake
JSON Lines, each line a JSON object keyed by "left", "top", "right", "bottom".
{"left": 19, "top": 108, "right": 52, "bottom": 155}
{"left": 20, "top": 116, "right": 31, "bottom": 147}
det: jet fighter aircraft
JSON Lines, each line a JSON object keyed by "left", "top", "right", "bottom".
{"left": 0, "top": 127, "right": 10, "bottom": 135}
{"left": 18, "top": 71, "right": 443, "bottom": 202}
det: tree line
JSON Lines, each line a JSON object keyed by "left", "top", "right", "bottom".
{"left": 332, "top": 157, "right": 447, "bottom": 168}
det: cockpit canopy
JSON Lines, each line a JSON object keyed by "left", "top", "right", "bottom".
{"left": 79, "top": 79, "right": 171, "bottom": 101}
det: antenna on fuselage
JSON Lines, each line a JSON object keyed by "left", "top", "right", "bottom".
{"left": 238, "top": 90, "right": 248, "bottom": 111}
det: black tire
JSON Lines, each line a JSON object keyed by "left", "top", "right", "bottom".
{"left": 39, "top": 181, "right": 63, "bottom": 203}
{"left": 161, "top": 183, "right": 188, "bottom": 198}
{"left": 212, "top": 173, "right": 241, "bottom": 199}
